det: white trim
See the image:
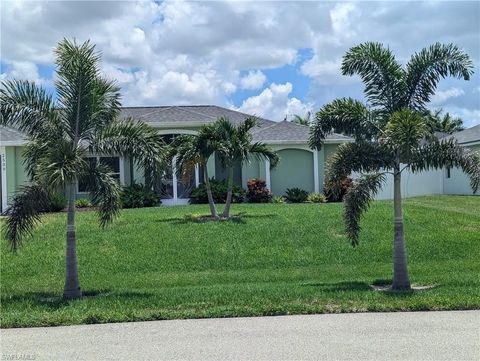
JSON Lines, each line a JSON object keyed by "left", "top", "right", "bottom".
{"left": 1, "top": 147, "right": 7, "bottom": 213}
{"left": 161, "top": 198, "right": 190, "bottom": 206}
{"left": 313, "top": 150, "right": 319, "bottom": 193}
{"left": 0, "top": 140, "right": 28, "bottom": 147}
{"left": 194, "top": 164, "right": 200, "bottom": 187}
{"left": 156, "top": 129, "right": 198, "bottom": 135}
{"left": 262, "top": 139, "right": 352, "bottom": 145}
{"left": 265, "top": 158, "right": 271, "bottom": 191}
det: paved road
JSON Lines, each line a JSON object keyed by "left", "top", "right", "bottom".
{"left": 1, "top": 311, "right": 479, "bottom": 361}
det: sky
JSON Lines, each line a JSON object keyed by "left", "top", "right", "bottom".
{"left": 1, "top": 1, "right": 479, "bottom": 126}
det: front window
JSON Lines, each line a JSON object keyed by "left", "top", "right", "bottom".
{"left": 78, "top": 156, "right": 121, "bottom": 193}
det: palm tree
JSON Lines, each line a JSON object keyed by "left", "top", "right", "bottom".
{"left": 173, "top": 123, "right": 221, "bottom": 219}
{"left": 0, "top": 39, "right": 165, "bottom": 299}
{"left": 309, "top": 42, "right": 479, "bottom": 290}
{"left": 424, "top": 108, "right": 464, "bottom": 134}
{"left": 215, "top": 117, "right": 278, "bottom": 218}
{"left": 291, "top": 111, "right": 312, "bottom": 126}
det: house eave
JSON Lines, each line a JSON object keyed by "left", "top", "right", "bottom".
{"left": 261, "top": 138, "right": 353, "bottom": 145}
{"left": 0, "top": 140, "right": 27, "bottom": 147}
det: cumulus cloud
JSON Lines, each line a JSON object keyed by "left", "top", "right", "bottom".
{"left": 234, "top": 82, "right": 312, "bottom": 121}
{"left": 240, "top": 70, "right": 266, "bottom": 90}
{"left": 430, "top": 87, "right": 465, "bottom": 105}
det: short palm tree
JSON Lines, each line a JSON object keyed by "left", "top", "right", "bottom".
{"left": 309, "top": 42, "right": 480, "bottom": 290}
{"left": 215, "top": 117, "right": 278, "bottom": 218}
{"left": 173, "top": 124, "right": 221, "bottom": 219}
{"left": 0, "top": 39, "right": 165, "bottom": 299}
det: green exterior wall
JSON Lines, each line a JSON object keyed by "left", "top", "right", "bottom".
{"left": 271, "top": 149, "right": 314, "bottom": 195}
{"left": 5, "top": 146, "right": 29, "bottom": 204}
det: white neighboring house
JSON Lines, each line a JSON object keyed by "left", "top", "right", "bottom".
{"left": 374, "top": 124, "right": 480, "bottom": 200}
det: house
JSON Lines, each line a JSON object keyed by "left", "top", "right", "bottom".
{"left": 0, "top": 105, "right": 351, "bottom": 210}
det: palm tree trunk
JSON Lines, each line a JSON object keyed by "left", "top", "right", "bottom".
{"left": 203, "top": 165, "right": 218, "bottom": 219}
{"left": 63, "top": 181, "right": 82, "bottom": 299}
{"left": 222, "top": 166, "right": 234, "bottom": 218}
{"left": 392, "top": 165, "right": 411, "bottom": 290}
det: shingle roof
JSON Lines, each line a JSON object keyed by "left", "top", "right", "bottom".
{"left": 446, "top": 124, "right": 480, "bottom": 145}
{"left": 250, "top": 120, "right": 351, "bottom": 143}
{"left": 0, "top": 126, "right": 26, "bottom": 145}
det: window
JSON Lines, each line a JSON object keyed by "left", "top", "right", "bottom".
{"left": 446, "top": 167, "right": 451, "bottom": 179}
{"left": 77, "top": 156, "right": 122, "bottom": 193}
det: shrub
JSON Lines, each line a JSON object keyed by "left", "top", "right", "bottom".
{"left": 285, "top": 187, "right": 309, "bottom": 203}
{"left": 75, "top": 198, "right": 92, "bottom": 208}
{"left": 323, "top": 176, "right": 353, "bottom": 202}
{"left": 246, "top": 178, "right": 272, "bottom": 203}
{"left": 189, "top": 178, "right": 245, "bottom": 204}
{"left": 306, "top": 193, "right": 326, "bottom": 203}
{"left": 121, "top": 183, "right": 160, "bottom": 208}
{"left": 43, "top": 192, "right": 67, "bottom": 212}
{"left": 272, "top": 196, "right": 286, "bottom": 204}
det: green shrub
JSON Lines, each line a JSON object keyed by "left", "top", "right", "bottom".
{"left": 246, "top": 178, "right": 272, "bottom": 203}
{"left": 306, "top": 193, "right": 326, "bottom": 203}
{"left": 272, "top": 196, "right": 286, "bottom": 204}
{"left": 43, "top": 192, "right": 67, "bottom": 212}
{"left": 75, "top": 198, "right": 92, "bottom": 208}
{"left": 121, "top": 184, "right": 160, "bottom": 208}
{"left": 323, "top": 176, "right": 353, "bottom": 202}
{"left": 285, "top": 187, "right": 309, "bottom": 203}
{"left": 189, "top": 178, "right": 245, "bottom": 204}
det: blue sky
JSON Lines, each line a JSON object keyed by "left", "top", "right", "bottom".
{"left": 1, "top": 1, "right": 479, "bottom": 126}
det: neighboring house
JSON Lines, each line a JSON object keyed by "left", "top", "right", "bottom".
{"left": 374, "top": 124, "right": 480, "bottom": 199}
{"left": 0, "top": 105, "right": 350, "bottom": 210}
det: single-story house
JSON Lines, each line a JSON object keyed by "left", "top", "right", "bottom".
{"left": 0, "top": 105, "right": 351, "bottom": 210}
{"left": 1, "top": 106, "right": 478, "bottom": 211}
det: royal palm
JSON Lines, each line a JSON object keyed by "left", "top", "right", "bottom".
{"left": 310, "top": 42, "right": 479, "bottom": 290}
{"left": 1, "top": 39, "right": 165, "bottom": 298}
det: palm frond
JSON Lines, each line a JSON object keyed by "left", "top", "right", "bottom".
{"left": 342, "top": 42, "right": 405, "bottom": 112}
{"left": 343, "top": 172, "right": 386, "bottom": 246}
{"left": 83, "top": 162, "right": 121, "bottom": 227}
{"left": 0, "top": 79, "right": 60, "bottom": 138}
{"left": 309, "top": 98, "right": 378, "bottom": 149}
{"left": 2, "top": 184, "right": 51, "bottom": 251}
{"left": 410, "top": 139, "right": 480, "bottom": 193}
{"left": 405, "top": 43, "right": 474, "bottom": 109}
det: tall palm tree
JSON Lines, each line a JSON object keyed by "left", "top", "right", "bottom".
{"left": 173, "top": 123, "right": 220, "bottom": 219}
{"left": 291, "top": 111, "right": 312, "bottom": 126}
{"left": 215, "top": 117, "right": 278, "bottom": 218}
{"left": 0, "top": 39, "right": 165, "bottom": 299}
{"left": 309, "top": 42, "right": 479, "bottom": 290}
{"left": 424, "top": 108, "right": 464, "bottom": 134}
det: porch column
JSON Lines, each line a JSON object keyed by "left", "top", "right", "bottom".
{"left": 313, "top": 150, "right": 319, "bottom": 193}
{"left": 194, "top": 164, "right": 200, "bottom": 187}
{"left": 172, "top": 156, "right": 178, "bottom": 201}
{"left": 265, "top": 158, "right": 271, "bottom": 191}
{"left": 0, "top": 147, "right": 7, "bottom": 213}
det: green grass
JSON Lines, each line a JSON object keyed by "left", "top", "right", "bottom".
{"left": 1, "top": 195, "right": 479, "bottom": 328}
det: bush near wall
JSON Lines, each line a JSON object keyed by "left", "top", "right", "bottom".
{"left": 246, "top": 178, "right": 272, "bottom": 203}
{"left": 323, "top": 176, "right": 353, "bottom": 202}
{"left": 189, "top": 178, "right": 245, "bottom": 204}
{"left": 121, "top": 183, "right": 161, "bottom": 208}
{"left": 285, "top": 187, "right": 309, "bottom": 203}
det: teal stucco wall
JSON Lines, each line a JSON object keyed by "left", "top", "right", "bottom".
{"left": 5, "top": 146, "right": 29, "bottom": 204}
{"left": 270, "top": 149, "right": 314, "bottom": 195}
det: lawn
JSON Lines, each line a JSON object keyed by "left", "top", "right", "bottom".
{"left": 1, "top": 195, "right": 479, "bottom": 328}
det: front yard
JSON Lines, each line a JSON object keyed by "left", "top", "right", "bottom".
{"left": 1, "top": 196, "right": 479, "bottom": 328}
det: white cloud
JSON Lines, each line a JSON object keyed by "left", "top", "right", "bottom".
{"left": 430, "top": 87, "right": 465, "bottom": 105}
{"left": 234, "top": 82, "right": 312, "bottom": 121}
{"left": 240, "top": 70, "right": 266, "bottom": 90}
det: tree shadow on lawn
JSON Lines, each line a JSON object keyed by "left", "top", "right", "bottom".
{"left": 1, "top": 290, "right": 154, "bottom": 310}
{"left": 301, "top": 280, "right": 426, "bottom": 296}
{"left": 155, "top": 213, "right": 279, "bottom": 225}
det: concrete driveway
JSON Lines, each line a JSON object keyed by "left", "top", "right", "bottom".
{"left": 1, "top": 311, "right": 479, "bottom": 360}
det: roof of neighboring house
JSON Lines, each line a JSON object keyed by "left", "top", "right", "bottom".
{"left": 446, "top": 124, "right": 480, "bottom": 145}
{"left": 0, "top": 126, "right": 27, "bottom": 146}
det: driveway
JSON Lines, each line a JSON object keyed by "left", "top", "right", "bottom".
{"left": 1, "top": 311, "right": 479, "bottom": 360}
